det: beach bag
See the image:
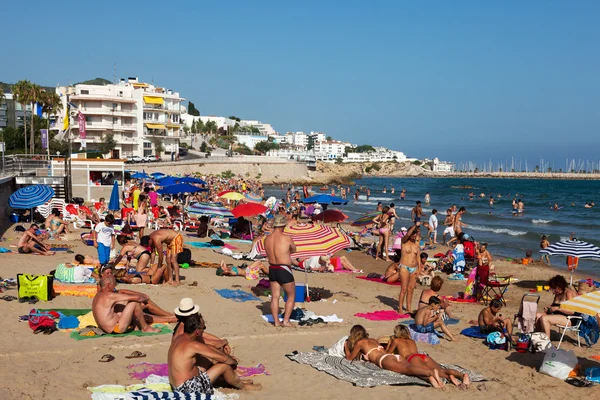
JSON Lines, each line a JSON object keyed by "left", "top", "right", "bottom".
{"left": 516, "top": 334, "right": 531, "bottom": 353}
{"left": 328, "top": 335, "right": 349, "bottom": 358}
{"left": 177, "top": 248, "right": 192, "bottom": 265}
{"left": 17, "top": 274, "right": 54, "bottom": 301}
{"left": 530, "top": 332, "right": 552, "bottom": 353}
{"left": 539, "top": 347, "right": 578, "bottom": 380}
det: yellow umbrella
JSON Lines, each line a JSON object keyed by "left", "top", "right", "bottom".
{"left": 560, "top": 291, "right": 600, "bottom": 316}
{"left": 220, "top": 192, "right": 245, "bottom": 201}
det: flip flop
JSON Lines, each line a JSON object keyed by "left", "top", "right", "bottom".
{"left": 28, "top": 297, "right": 39, "bottom": 304}
{"left": 125, "top": 351, "right": 146, "bottom": 359}
{"left": 18, "top": 296, "right": 30, "bottom": 303}
{"left": 1, "top": 295, "right": 18, "bottom": 301}
{"left": 99, "top": 354, "right": 115, "bottom": 363}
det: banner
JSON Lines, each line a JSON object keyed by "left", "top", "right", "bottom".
{"left": 78, "top": 111, "right": 86, "bottom": 140}
{"left": 41, "top": 129, "right": 48, "bottom": 150}
{"left": 62, "top": 104, "right": 70, "bottom": 131}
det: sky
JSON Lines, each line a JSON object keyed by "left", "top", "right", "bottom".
{"left": 1, "top": 0, "right": 599, "bottom": 166}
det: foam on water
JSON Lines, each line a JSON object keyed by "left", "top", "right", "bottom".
{"left": 532, "top": 219, "right": 553, "bottom": 224}
{"left": 468, "top": 224, "right": 527, "bottom": 236}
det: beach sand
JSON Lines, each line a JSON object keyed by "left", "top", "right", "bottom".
{"left": 1, "top": 227, "right": 599, "bottom": 399}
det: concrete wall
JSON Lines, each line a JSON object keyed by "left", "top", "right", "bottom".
{"left": 0, "top": 176, "right": 17, "bottom": 236}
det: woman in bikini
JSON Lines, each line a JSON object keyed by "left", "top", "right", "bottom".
{"left": 535, "top": 275, "right": 578, "bottom": 338}
{"left": 373, "top": 206, "right": 392, "bottom": 262}
{"left": 386, "top": 325, "right": 470, "bottom": 388}
{"left": 417, "top": 276, "right": 454, "bottom": 318}
{"left": 344, "top": 325, "right": 444, "bottom": 388}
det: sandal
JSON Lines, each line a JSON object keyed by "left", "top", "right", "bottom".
{"left": 18, "top": 296, "right": 30, "bottom": 303}
{"left": 125, "top": 351, "right": 146, "bottom": 359}
{"left": 99, "top": 354, "right": 115, "bottom": 363}
{"left": 28, "top": 296, "right": 39, "bottom": 304}
{"left": 1, "top": 295, "right": 18, "bottom": 301}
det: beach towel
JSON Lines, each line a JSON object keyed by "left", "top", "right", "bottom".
{"left": 401, "top": 318, "right": 460, "bottom": 326}
{"left": 460, "top": 326, "right": 489, "bottom": 339}
{"left": 356, "top": 276, "right": 402, "bottom": 286}
{"left": 186, "top": 241, "right": 218, "bottom": 249}
{"left": 444, "top": 296, "right": 477, "bottom": 304}
{"left": 54, "top": 283, "right": 97, "bottom": 298}
{"left": 354, "top": 310, "right": 411, "bottom": 321}
{"left": 70, "top": 324, "right": 171, "bottom": 340}
{"left": 262, "top": 313, "right": 343, "bottom": 324}
{"left": 287, "top": 352, "right": 486, "bottom": 387}
{"left": 128, "top": 363, "right": 269, "bottom": 380}
{"left": 518, "top": 300, "right": 537, "bottom": 333}
{"left": 0, "top": 247, "right": 13, "bottom": 253}
{"left": 39, "top": 308, "right": 91, "bottom": 317}
{"left": 448, "top": 273, "right": 466, "bottom": 281}
{"left": 214, "top": 289, "right": 260, "bottom": 302}
{"left": 407, "top": 324, "right": 441, "bottom": 344}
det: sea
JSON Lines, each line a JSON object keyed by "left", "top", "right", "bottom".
{"left": 264, "top": 177, "right": 600, "bottom": 275}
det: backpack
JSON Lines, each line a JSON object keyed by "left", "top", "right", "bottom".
{"left": 530, "top": 332, "right": 552, "bottom": 353}
{"left": 177, "top": 248, "right": 192, "bottom": 265}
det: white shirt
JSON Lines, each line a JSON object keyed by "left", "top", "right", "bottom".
{"left": 428, "top": 214, "right": 438, "bottom": 230}
{"left": 94, "top": 222, "right": 114, "bottom": 247}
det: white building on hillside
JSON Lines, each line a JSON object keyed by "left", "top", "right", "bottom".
{"left": 240, "top": 120, "right": 277, "bottom": 137}
{"left": 181, "top": 114, "right": 237, "bottom": 130}
{"left": 234, "top": 134, "right": 269, "bottom": 150}
{"left": 50, "top": 77, "right": 184, "bottom": 158}
{"left": 431, "top": 158, "right": 455, "bottom": 172}
{"left": 308, "top": 131, "right": 326, "bottom": 144}
{"left": 344, "top": 148, "right": 407, "bottom": 163}
{"left": 291, "top": 131, "right": 308, "bottom": 148}
{"left": 313, "top": 140, "right": 347, "bottom": 160}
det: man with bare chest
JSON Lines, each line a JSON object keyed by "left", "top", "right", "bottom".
{"left": 150, "top": 229, "right": 184, "bottom": 285}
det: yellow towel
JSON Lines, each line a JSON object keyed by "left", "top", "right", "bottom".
{"left": 78, "top": 311, "right": 98, "bottom": 328}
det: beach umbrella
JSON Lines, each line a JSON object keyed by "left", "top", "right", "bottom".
{"left": 157, "top": 183, "right": 208, "bottom": 195}
{"left": 245, "top": 193, "right": 263, "bottom": 203}
{"left": 232, "top": 203, "right": 268, "bottom": 218}
{"left": 217, "top": 190, "right": 234, "bottom": 197}
{"left": 303, "top": 194, "right": 348, "bottom": 205}
{"left": 540, "top": 240, "right": 600, "bottom": 284}
{"left": 220, "top": 192, "right": 245, "bottom": 201}
{"left": 255, "top": 224, "right": 351, "bottom": 258}
{"left": 131, "top": 172, "right": 149, "bottom": 179}
{"left": 560, "top": 291, "right": 600, "bottom": 317}
{"left": 9, "top": 185, "right": 55, "bottom": 209}
{"left": 108, "top": 181, "right": 120, "bottom": 211}
{"left": 311, "top": 209, "right": 349, "bottom": 224}
{"left": 156, "top": 176, "right": 178, "bottom": 186}
{"left": 177, "top": 177, "right": 207, "bottom": 185}
{"left": 186, "top": 202, "right": 234, "bottom": 218}
{"left": 151, "top": 172, "right": 166, "bottom": 177}
{"left": 351, "top": 211, "right": 381, "bottom": 227}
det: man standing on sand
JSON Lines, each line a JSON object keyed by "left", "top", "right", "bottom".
{"left": 264, "top": 215, "right": 297, "bottom": 327}
{"left": 92, "top": 275, "right": 160, "bottom": 334}
{"left": 150, "top": 228, "right": 184, "bottom": 285}
{"left": 453, "top": 207, "right": 467, "bottom": 238}
{"left": 428, "top": 209, "right": 438, "bottom": 244}
{"left": 411, "top": 201, "right": 424, "bottom": 223}
{"left": 442, "top": 209, "right": 455, "bottom": 245}
{"left": 168, "top": 303, "right": 261, "bottom": 394}
{"left": 398, "top": 223, "right": 422, "bottom": 313}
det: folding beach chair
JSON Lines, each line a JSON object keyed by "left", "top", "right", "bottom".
{"left": 476, "top": 264, "right": 511, "bottom": 306}
{"left": 336, "top": 223, "right": 366, "bottom": 250}
{"left": 513, "top": 293, "right": 540, "bottom": 334}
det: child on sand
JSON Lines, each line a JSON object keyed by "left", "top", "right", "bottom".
{"left": 478, "top": 299, "right": 514, "bottom": 338}
{"left": 386, "top": 324, "right": 470, "bottom": 388}
{"left": 414, "top": 297, "right": 456, "bottom": 341}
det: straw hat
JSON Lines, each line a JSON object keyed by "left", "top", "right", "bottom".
{"left": 174, "top": 298, "right": 200, "bottom": 317}
{"left": 273, "top": 215, "right": 287, "bottom": 227}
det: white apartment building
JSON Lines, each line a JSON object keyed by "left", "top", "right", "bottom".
{"left": 234, "top": 134, "right": 269, "bottom": 149}
{"left": 431, "top": 158, "right": 455, "bottom": 172}
{"left": 313, "top": 140, "right": 348, "bottom": 160}
{"left": 181, "top": 114, "right": 238, "bottom": 131}
{"left": 308, "top": 131, "right": 326, "bottom": 144}
{"left": 289, "top": 131, "right": 308, "bottom": 148}
{"left": 344, "top": 148, "right": 408, "bottom": 163}
{"left": 270, "top": 134, "right": 287, "bottom": 145}
{"left": 50, "top": 77, "right": 184, "bottom": 158}
{"left": 240, "top": 120, "right": 276, "bottom": 137}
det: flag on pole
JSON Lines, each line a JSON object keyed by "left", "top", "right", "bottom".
{"left": 62, "top": 103, "right": 70, "bottom": 131}
{"left": 41, "top": 129, "right": 48, "bottom": 149}
{"left": 78, "top": 111, "right": 87, "bottom": 140}
{"left": 34, "top": 103, "right": 43, "bottom": 117}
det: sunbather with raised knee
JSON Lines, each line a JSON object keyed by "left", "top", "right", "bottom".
{"left": 344, "top": 325, "right": 444, "bottom": 388}
{"left": 386, "top": 324, "right": 470, "bottom": 388}
{"left": 414, "top": 297, "right": 456, "bottom": 341}
{"left": 216, "top": 260, "right": 269, "bottom": 280}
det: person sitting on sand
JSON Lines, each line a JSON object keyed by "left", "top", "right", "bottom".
{"left": 417, "top": 276, "right": 455, "bottom": 318}
{"left": 92, "top": 275, "right": 161, "bottom": 334}
{"left": 150, "top": 229, "right": 184, "bottom": 285}
{"left": 414, "top": 297, "right": 456, "bottom": 341}
{"left": 416, "top": 252, "right": 436, "bottom": 285}
{"left": 478, "top": 299, "right": 513, "bottom": 338}
{"left": 216, "top": 260, "right": 269, "bottom": 280}
{"left": 96, "top": 266, "right": 175, "bottom": 323}
{"left": 382, "top": 254, "right": 401, "bottom": 283}
{"left": 168, "top": 305, "right": 261, "bottom": 394}
{"left": 113, "top": 235, "right": 153, "bottom": 275}
{"left": 344, "top": 325, "right": 444, "bottom": 388}
{"left": 386, "top": 324, "right": 470, "bottom": 388}
{"left": 535, "top": 275, "right": 578, "bottom": 338}
{"left": 17, "top": 224, "right": 54, "bottom": 255}
{"left": 515, "top": 250, "right": 535, "bottom": 265}
{"left": 46, "top": 208, "right": 70, "bottom": 238}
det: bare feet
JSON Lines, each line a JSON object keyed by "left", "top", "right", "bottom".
{"left": 282, "top": 321, "right": 295, "bottom": 328}
{"left": 433, "top": 369, "right": 445, "bottom": 388}
{"left": 142, "top": 325, "right": 161, "bottom": 333}
{"left": 449, "top": 375, "right": 462, "bottom": 387}
{"left": 462, "top": 373, "right": 471, "bottom": 386}
{"left": 242, "top": 382, "right": 262, "bottom": 391}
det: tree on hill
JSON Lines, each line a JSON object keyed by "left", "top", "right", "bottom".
{"left": 255, "top": 140, "right": 279, "bottom": 154}
{"left": 188, "top": 101, "right": 200, "bottom": 116}
{"left": 98, "top": 133, "right": 117, "bottom": 157}
{"left": 228, "top": 116, "right": 241, "bottom": 122}
{"left": 75, "top": 78, "right": 112, "bottom": 85}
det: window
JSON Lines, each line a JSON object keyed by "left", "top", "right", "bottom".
{"left": 113, "top": 117, "right": 118, "bottom": 124}
{"left": 81, "top": 90, "right": 89, "bottom": 95}
{"left": 89, "top": 171, "right": 123, "bottom": 185}
{"left": 112, "top": 103, "right": 118, "bottom": 111}
{"left": 143, "top": 142, "right": 152, "bottom": 149}
{"left": 85, "top": 116, "right": 93, "bottom": 123}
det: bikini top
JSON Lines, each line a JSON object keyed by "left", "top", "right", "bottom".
{"left": 363, "top": 345, "right": 384, "bottom": 361}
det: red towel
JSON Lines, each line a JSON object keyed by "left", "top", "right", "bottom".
{"left": 356, "top": 276, "right": 402, "bottom": 286}
{"left": 354, "top": 310, "right": 411, "bottom": 321}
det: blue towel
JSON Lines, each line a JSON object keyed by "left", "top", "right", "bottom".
{"left": 0, "top": 247, "right": 12, "bottom": 253}
{"left": 214, "top": 289, "right": 260, "bottom": 302}
{"left": 460, "top": 326, "right": 489, "bottom": 339}
{"left": 58, "top": 315, "right": 80, "bottom": 329}
{"left": 186, "top": 242, "right": 216, "bottom": 248}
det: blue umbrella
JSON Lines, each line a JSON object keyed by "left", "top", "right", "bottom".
{"left": 9, "top": 185, "right": 55, "bottom": 209}
{"left": 131, "top": 172, "right": 149, "bottom": 179}
{"left": 303, "top": 194, "right": 348, "bottom": 205}
{"left": 177, "top": 176, "right": 207, "bottom": 185}
{"left": 157, "top": 183, "right": 208, "bottom": 195}
{"left": 108, "top": 181, "right": 120, "bottom": 211}
{"left": 151, "top": 172, "right": 166, "bottom": 177}
{"left": 157, "top": 176, "right": 178, "bottom": 186}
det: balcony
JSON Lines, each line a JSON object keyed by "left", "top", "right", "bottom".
{"left": 144, "top": 129, "right": 166, "bottom": 137}
{"left": 71, "top": 94, "right": 136, "bottom": 103}
{"left": 80, "top": 107, "right": 136, "bottom": 117}
{"left": 143, "top": 104, "right": 164, "bottom": 111}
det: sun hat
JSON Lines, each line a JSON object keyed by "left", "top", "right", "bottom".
{"left": 174, "top": 298, "right": 200, "bottom": 317}
{"left": 273, "top": 215, "right": 287, "bottom": 227}
{"left": 400, "top": 227, "right": 408, "bottom": 232}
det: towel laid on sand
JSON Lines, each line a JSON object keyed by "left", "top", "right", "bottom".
{"left": 356, "top": 276, "right": 402, "bottom": 286}
{"left": 39, "top": 308, "right": 91, "bottom": 317}
{"left": 444, "top": 296, "right": 477, "bottom": 303}
{"left": 70, "top": 324, "right": 171, "bottom": 340}
{"left": 287, "top": 352, "right": 486, "bottom": 387}
{"left": 460, "top": 326, "right": 489, "bottom": 339}
{"left": 128, "top": 362, "right": 270, "bottom": 380}
{"left": 214, "top": 288, "right": 261, "bottom": 302}
{"left": 401, "top": 318, "right": 460, "bottom": 326}
{"left": 54, "top": 283, "right": 97, "bottom": 298}
{"left": 262, "top": 314, "right": 343, "bottom": 324}
{"left": 407, "top": 324, "right": 441, "bottom": 344}
{"left": 354, "top": 310, "right": 411, "bottom": 321}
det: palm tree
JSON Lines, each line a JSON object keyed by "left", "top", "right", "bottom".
{"left": 28, "top": 84, "right": 44, "bottom": 153}
{"left": 12, "top": 80, "right": 32, "bottom": 153}
{"left": 41, "top": 91, "right": 63, "bottom": 152}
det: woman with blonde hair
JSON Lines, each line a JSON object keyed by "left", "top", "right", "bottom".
{"left": 344, "top": 325, "right": 444, "bottom": 388}
{"left": 386, "top": 324, "right": 470, "bottom": 388}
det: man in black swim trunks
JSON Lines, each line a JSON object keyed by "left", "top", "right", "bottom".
{"left": 264, "top": 215, "right": 296, "bottom": 328}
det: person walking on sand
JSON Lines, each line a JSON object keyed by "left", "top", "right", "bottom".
{"left": 398, "top": 224, "right": 421, "bottom": 313}
{"left": 264, "top": 215, "right": 297, "bottom": 328}
{"left": 428, "top": 209, "right": 438, "bottom": 244}
{"left": 453, "top": 207, "right": 467, "bottom": 238}
{"left": 411, "top": 201, "right": 424, "bottom": 223}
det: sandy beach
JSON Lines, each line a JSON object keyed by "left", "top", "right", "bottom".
{"left": 1, "top": 224, "right": 599, "bottom": 400}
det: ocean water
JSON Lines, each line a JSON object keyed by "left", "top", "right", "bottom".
{"left": 265, "top": 178, "right": 600, "bottom": 274}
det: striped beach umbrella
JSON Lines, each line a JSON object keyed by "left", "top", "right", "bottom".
{"left": 540, "top": 240, "right": 600, "bottom": 259}
{"left": 245, "top": 193, "right": 263, "bottom": 203}
{"left": 560, "top": 291, "right": 600, "bottom": 316}
{"left": 255, "top": 223, "right": 351, "bottom": 258}
{"left": 186, "top": 202, "right": 234, "bottom": 218}
{"left": 9, "top": 185, "right": 55, "bottom": 209}
{"left": 351, "top": 211, "right": 380, "bottom": 227}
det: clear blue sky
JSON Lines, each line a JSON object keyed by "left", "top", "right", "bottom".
{"left": 2, "top": 0, "right": 599, "bottom": 166}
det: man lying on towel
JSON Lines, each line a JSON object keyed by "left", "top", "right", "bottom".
{"left": 92, "top": 275, "right": 161, "bottom": 334}
{"left": 96, "top": 265, "right": 177, "bottom": 323}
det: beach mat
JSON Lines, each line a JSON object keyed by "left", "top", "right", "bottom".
{"left": 39, "top": 308, "right": 91, "bottom": 317}
{"left": 185, "top": 242, "right": 218, "bottom": 249}
{"left": 444, "top": 296, "right": 478, "bottom": 304}
{"left": 214, "top": 288, "right": 260, "bottom": 302}
{"left": 461, "top": 326, "right": 488, "bottom": 339}
{"left": 287, "top": 352, "right": 486, "bottom": 387}
{"left": 407, "top": 325, "right": 441, "bottom": 345}
{"left": 401, "top": 318, "right": 460, "bottom": 326}
{"left": 70, "top": 324, "right": 171, "bottom": 340}
{"left": 54, "top": 283, "right": 97, "bottom": 298}
{"left": 356, "top": 276, "right": 402, "bottom": 286}
{"left": 128, "top": 362, "right": 269, "bottom": 380}
{"left": 354, "top": 310, "right": 411, "bottom": 321}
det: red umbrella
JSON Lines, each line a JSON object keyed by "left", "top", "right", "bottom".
{"left": 232, "top": 203, "right": 268, "bottom": 218}
{"left": 255, "top": 224, "right": 351, "bottom": 258}
{"left": 311, "top": 209, "right": 348, "bottom": 223}
{"left": 217, "top": 190, "right": 234, "bottom": 197}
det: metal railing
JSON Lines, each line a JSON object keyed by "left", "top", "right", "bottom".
{"left": 1, "top": 154, "right": 58, "bottom": 177}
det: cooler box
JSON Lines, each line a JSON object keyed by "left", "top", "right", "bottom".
{"left": 283, "top": 285, "right": 306, "bottom": 303}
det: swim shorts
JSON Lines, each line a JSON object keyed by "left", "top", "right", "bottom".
{"left": 172, "top": 371, "right": 214, "bottom": 394}
{"left": 415, "top": 323, "right": 435, "bottom": 334}
{"left": 269, "top": 264, "right": 294, "bottom": 284}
